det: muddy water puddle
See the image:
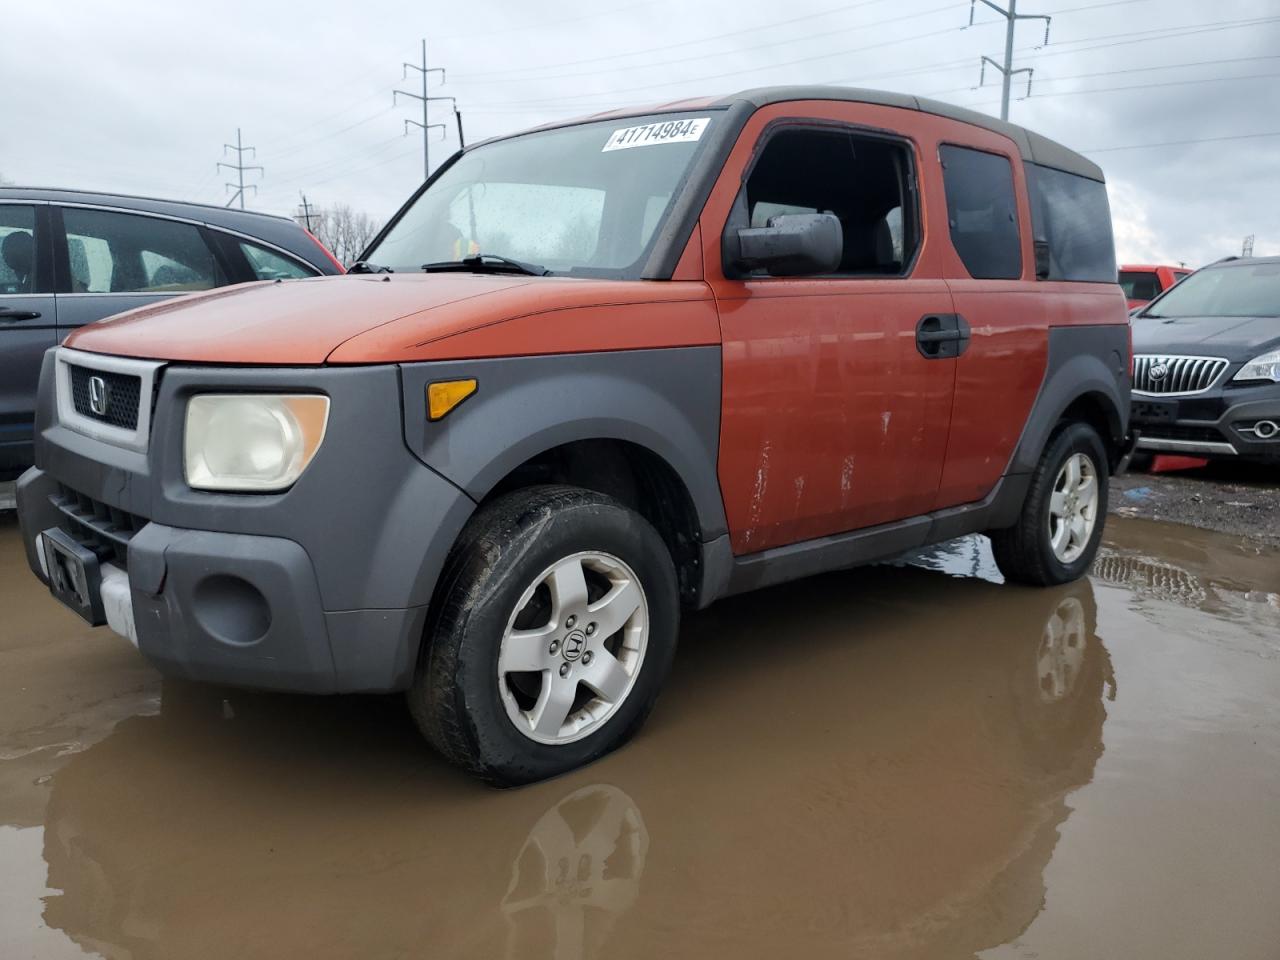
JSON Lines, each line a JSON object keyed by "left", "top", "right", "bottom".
{"left": 2, "top": 513, "right": 1278, "bottom": 959}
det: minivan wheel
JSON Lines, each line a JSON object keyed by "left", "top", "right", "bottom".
{"left": 990, "top": 422, "right": 1109, "bottom": 587}
{"left": 408, "top": 485, "right": 679, "bottom": 786}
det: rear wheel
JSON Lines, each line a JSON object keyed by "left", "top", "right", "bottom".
{"left": 991, "top": 422, "right": 1109, "bottom": 586}
{"left": 408, "top": 485, "right": 679, "bottom": 786}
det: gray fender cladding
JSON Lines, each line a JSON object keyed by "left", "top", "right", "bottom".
{"left": 399, "top": 346, "right": 728, "bottom": 541}
{"left": 1008, "top": 324, "right": 1131, "bottom": 475}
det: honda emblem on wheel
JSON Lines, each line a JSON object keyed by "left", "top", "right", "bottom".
{"left": 88, "top": 375, "right": 111, "bottom": 416}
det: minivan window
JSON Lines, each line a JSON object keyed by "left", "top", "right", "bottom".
{"left": 62, "top": 208, "right": 221, "bottom": 293}
{"left": 1143, "top": 262, "right": 1280, "bottom": 319}
{"left": 939, "top": 144, "right": 1021, "bottom": 280}
{"left": 364, "top": 112, "right": 718, "bottom": 277}
{"left": 0, "top": 205, "right": 37, "bottom": 294}
{"left": 240, "top": 241, "right": 314, "bottom": 280}
{"left": 1119, "top": 270, "right": 1160, "bottom": 301}
{"left": 743, "top": 126, "right": 919, "bottom": 276}
{"left": 1026, "top": 163, "right": 1116, "bottom": 282}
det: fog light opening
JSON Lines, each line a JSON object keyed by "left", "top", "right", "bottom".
{"left": 1252, "top": 420, "right": 1278, "bottom": 439}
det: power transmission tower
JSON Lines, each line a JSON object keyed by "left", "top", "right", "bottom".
{"left": 218, "top": 128, "right": 263, "bottom": 209}
{"left": 297, "top": 192, "right": 315, "bottom": 231}
{"left": 1243, "top": 235, "right": 1255, "bottom": 257}
{"left": 394, "top": 39, "right": 452, "bottom": 179}
{"left": 970, "top": 0, "right": 1052, "bottom": 121}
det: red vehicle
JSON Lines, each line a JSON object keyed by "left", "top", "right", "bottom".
{"left": 1119, "top": 264, "right": 1191, "bottom": 310}
{"left": 17, "top": 87, "right": 1131, "bottom": 784}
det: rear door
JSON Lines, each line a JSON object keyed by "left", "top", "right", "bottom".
{"left": 52, "top": 205, "right": 227, "bottom": 334}
{"left": 933, "top": 141, "right": 1043, "bottom": 508}
{"left": 0, "top": 201, "right": 56, "bottom": 471}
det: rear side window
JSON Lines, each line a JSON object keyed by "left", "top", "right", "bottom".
{"left": 239, "top": 241, "right": 315, "bottom": 280}
{"left": 62, "top": 208, "right": 223, "bottom": 294}
{"left": 1026, "top": 163, "right": 1116, "bottom": 282}
{"left": 0, "top": 205, "right": 37, "bottom": 294}
{"left": 1119, "top": 270, "right": 1160, "bottom": 301}
{"left": 939, "top": 144, "right": 1021, "bottom": 280}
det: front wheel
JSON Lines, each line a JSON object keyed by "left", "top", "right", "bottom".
{"left": 408, "top": 485, "right": 679, "bottom": 786}
{"left": 991, "top": 422, "right": 1109, "bottom": 586}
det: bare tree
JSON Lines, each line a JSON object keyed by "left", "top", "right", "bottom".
{"left": 298, "top": 203, "right": 382, "bottom": 266}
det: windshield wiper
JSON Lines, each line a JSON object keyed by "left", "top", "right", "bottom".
{"left": 348, "top": 260, "right": 393, "bottom": 274}
{"left": 421, "top": 254, "right": 549, "bottom": 277}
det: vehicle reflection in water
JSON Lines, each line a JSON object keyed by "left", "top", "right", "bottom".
{"left": 502, "top": 783, "right": 648, "bottom": 960}
{"left": 30, "top": 553, "right": 1116, "bottom": 960}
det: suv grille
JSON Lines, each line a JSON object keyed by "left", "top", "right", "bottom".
{"left": 48, "top": 483, "right": 148, "bottom": 571}
{"left": 1133, "top": 355, "right": 1229, "bottom": 396}
{"left": 69, "top": 364, "right": 142, "bottom": 430}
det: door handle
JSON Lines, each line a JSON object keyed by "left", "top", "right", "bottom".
{"left": 916, "top": 313, "right": 971, "bottom": 359}
{"left": 917, "top": 329, "right": 960, "bottom": 343}
{"left": 0, "top": 307, "right": 42, "bottom": 322}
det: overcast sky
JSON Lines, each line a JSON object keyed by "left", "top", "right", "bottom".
{"left": 3, "top": 0, "right": 1278, "bottom": 267}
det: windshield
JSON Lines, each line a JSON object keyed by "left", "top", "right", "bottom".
{"left": 364, "top": 112, "right": 719, "bottom": 277}
{"left": 1143, "top": 262, "right": 1280, "bottom": 318}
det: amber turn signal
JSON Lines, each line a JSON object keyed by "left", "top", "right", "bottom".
{"left": 427, "top": 379, "right": 478, "bottom": 421}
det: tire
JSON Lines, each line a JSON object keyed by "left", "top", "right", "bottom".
{"left": 991, "top": 422, "right": 1109, "bottom": 587}
{"left": 408, "top": 485, "right": 680, "bottom": 786}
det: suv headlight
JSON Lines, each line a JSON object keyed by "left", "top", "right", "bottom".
{"left": 184, "top": 394, "right": 329, "bottom": 491}
{"left": 1233, "top": 348, "right": 1280, "bottom": 383}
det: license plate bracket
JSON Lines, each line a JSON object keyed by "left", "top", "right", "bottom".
{"left": 40, "top": 527, "right": 106, "bottom": 626}
{"left": 1132, "top": 399, "right": 1179, "bottom": 423}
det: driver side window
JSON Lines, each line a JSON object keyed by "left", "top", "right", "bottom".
{"left": 742, "top": 126, "right": 919, "bottom": 277}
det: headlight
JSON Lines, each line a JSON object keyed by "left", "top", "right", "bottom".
{"left": 184, "top": 394, "right": 329, "bottom": 491}
{"left": 1233, "top": 348, "right": 1280, "bottom": 383}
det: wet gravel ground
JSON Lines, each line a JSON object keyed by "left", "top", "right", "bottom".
{"left": 1113, "top": 461, "right": 1280, "bottom": 546}
{"left": 3, "top": 510, "right": 1280, "bottom": 959}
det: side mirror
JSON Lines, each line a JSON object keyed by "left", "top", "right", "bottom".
{"left": 1034, "top": 239, "right": 1052, "bottom": 280}
{"left": 725, "top": 213, "right": 843, "bottom": 278}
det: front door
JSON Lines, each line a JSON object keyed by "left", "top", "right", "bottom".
{"left": 0, "top": 202, "right": 56, "bottom": 473}
{"left": 704, "top": 112, "right": 958, "bottom": 554}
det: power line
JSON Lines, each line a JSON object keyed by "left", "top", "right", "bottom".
{"left": 217, "top": 128, "right": 262, "bottom": 209}
{"left": 450, "top": 0, "right": 892, "bottom": 79}
{"left": 453, "top": 0, "right": 920, "bottom": 86}
{"left": 1080, "top": 130, "right": 1280, "bottom": 154}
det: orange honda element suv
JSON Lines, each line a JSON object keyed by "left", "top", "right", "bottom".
{"left": 17, "top": 88, "right": 1131, "bottom": 785}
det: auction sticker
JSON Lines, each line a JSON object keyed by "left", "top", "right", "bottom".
{"left": 602, "top": 117, "right": 710, "bottom": 152}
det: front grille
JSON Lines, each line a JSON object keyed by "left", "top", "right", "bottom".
{"left": 68, "top": 364, "right": 142, "bottom": 430}
{"left": 1133, "top": 355, "right": 1229, "bottom": 395}
{"left": 48, "top": 483, "right": 148, "bottom": 570}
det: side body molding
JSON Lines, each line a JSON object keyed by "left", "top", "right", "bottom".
{"left": 399, "top": 347, "right": 729, "bottom": 541}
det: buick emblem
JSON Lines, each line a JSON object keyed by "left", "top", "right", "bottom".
{"left": 1148, "top": 362, "right": 1169, "bottom": 382}
{"left": 88, "top": 375, "right": 111, "bottom": 416}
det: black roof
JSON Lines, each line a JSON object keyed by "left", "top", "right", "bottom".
{"left": 712, "top": 86, "right": 1103, "bottom": 182}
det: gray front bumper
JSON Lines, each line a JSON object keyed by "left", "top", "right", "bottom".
{"left": 17, "top": 355, "right": 477, "bottom": 694}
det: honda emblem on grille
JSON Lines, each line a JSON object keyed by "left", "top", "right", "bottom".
{"left": 1149, "top": 362, "right": 1169, "bottom": 382}
{"left": 88, "top": 375, "right": 111, "bottom": 416}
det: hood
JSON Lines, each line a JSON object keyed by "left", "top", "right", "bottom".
{"left": 64, "top": 273, "right": 716, "bottom": 365}
{"left": 1131, "top": 314, "right": 1280, "bottom": 360}
{"left": 64, "top": 274, "right": 544, "bottom": 364}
